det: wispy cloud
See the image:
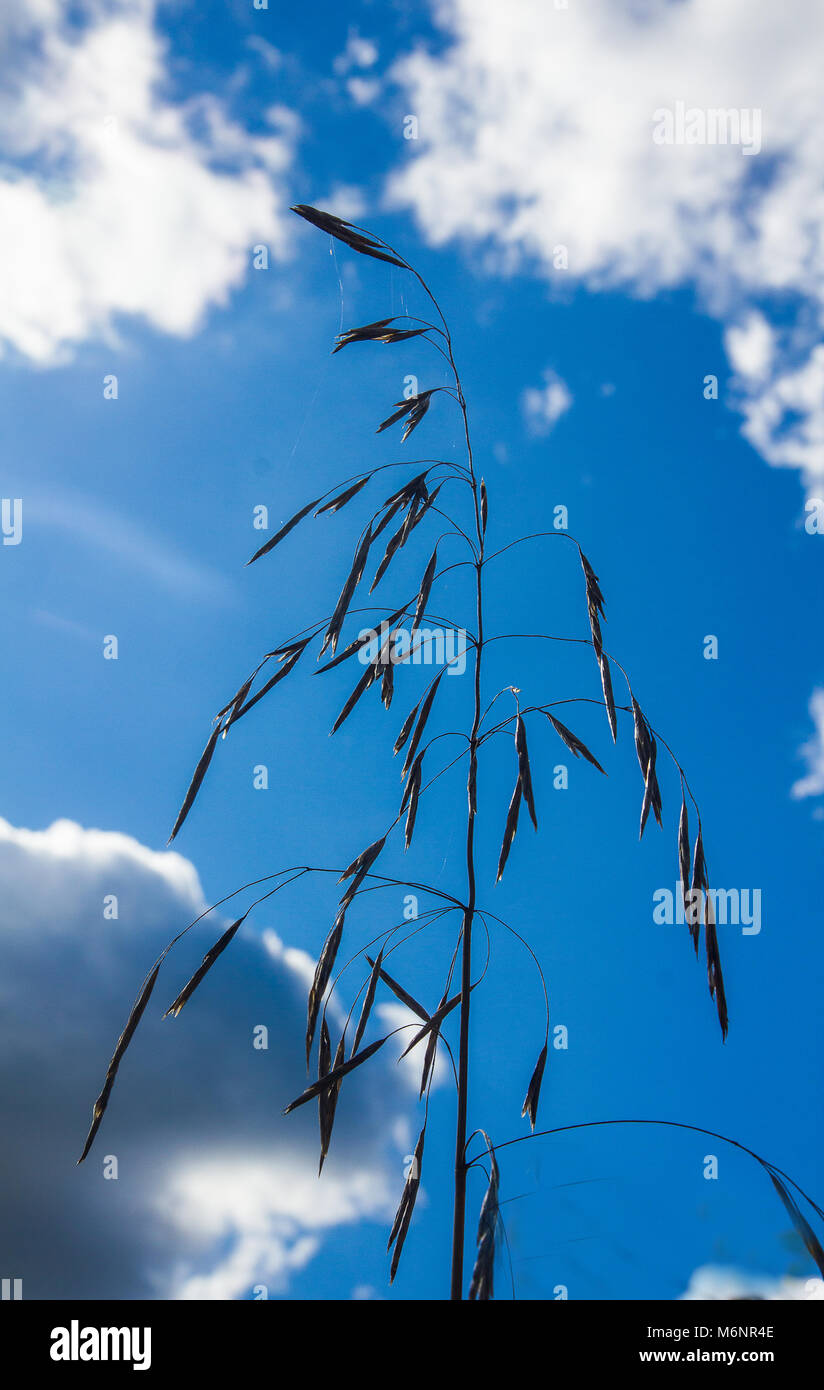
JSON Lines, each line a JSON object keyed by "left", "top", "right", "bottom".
{"left": 29, "top": 490, "right": 233, "bottom": 603}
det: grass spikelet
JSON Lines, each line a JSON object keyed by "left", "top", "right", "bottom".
{"left": 418, "top": 988, "right": 449, "bottom": 1099}
{"left": 320, "top": 525, "right": 373, "bottom": 656}
{"left": 544, "top": 712, "right": 606, "bottom": 774}
{"left": 515, "top": 713, "right": 538, "bottom": 829}
{"left": 403, "top": 755, "right": 423, "bottom": 849}
{"left": 496, "top": 778, "right": 522, "bottom": 882}
{"left": 381, "top": 647, "right": 395, "bottom": 709}
{"left": 168, "top": 726, "right": 221, "bottom": 843}
{"left": 468, "top": 1132, "right": 499, "bottom": 1301}
{"left": 246, "top": 495, "right": 322, "bottom": 565}
{"left": 766, "top": 1170, "right": 824, "bottom": 1277}
{"left": 393, "top": 698, "right": 420, "bottom": 756}
{"left": 398, "top": 992, "right": 461, "bottom": 1059}
{"left": 600, "top": 654, "right": 617, "bottom": 743}
{"left": 383, "top": 470, "right": 430, "bottom": 508}
{"left": 689, "top": 827, "right": 706, "bottom": 950}
{"left": 389, "top": 1123, "right": 426, "bottom": 1283}
{"left": 412, "top": 546, "right": 438, "bottom": 635}
{"left": 78, "top": 965, "right": 161, "bottom": 1163}
{"left": 285, "top": 1036, "right": 388, "bottom": 1113}
{"left": 163, "top": 913, "right": 248, "bottom": 1018}
{"left": 314, "top": 476, "right": 370, "bottom": 513}
{"left": 318, "top": 606, "right": 406, "bottom": 674}
{"left": 401, "top": 671, "right": 444, "bottom": 779}
{"left": 631, "top": 698, "right": 662, "bottom": 837}
{"left": 678, "top": 792, "right": 692, "bottom": 939}
{"left": 338, "top": 836, "right": 386, "bottom": 908}
{"left": 227, "top": 645, "right": 304, "bottom": 726}
{"left": 318, "top": 1025, "right": 345, "bottom": 1174}
{"left": 364, "top": 957, "right": 429, "bottom": 1022}
{"left": 317, "top": 1018, "right": 332, "bottom": 1170}
{"left": 351, "top": 949, "right": 384, "bottom": 1058}
{"left": 333, "top": 319, "right": 427, "bottom": 354}
{"left": 291, "top": 205, "right": 408, "bottom": 268}
{"left": 521, "top": 1042, "right": 548, "bottom": 1131}
{"left": 579, "top": 551, "right": 606, "bottom": 660}
{"left": 369, "top": 481, "right": 436, "bottom": 592}
{"left": 376, "top": 391, "right": 435, "bottom": 442}
{"left": 306, "top": 915, "right": 344, "bottom": 1066}
{"left": 331, "top": 661, "right": 380, "bottom": 734}
{"left": 704, "top": 893, "right": 728, "bottom": 1041}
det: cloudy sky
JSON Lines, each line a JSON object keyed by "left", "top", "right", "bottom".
{"left": 1, "top": 0, "right": 822, "bottom": 1300}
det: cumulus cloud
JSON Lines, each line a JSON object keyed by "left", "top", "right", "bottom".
{"left": 522, "top": 368, "right": 573, "bottom": 436}
{"left": 681, "top": 1265, "right": 824, "bottom": 1300}
{"left": 0, "top": 0, "right": 296, "bottom": 364}
{"left": 0, "top": 817, "right": 420, "bottom": 1298}
{"left": 387, "top": 0, "right": 824, "bottom": 493}
{"left": 791, "top": 688, "right": 824, "bottom": 803}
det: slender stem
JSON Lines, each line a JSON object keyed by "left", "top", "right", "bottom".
{"left": 451, "top": 557, "right": 483, "bottom": 1298}
{"left": 315, "top": 223, "right": 492, "bottom": 1296}
{"left": 439, "top": 331, "right": 484, "bottom": 1299}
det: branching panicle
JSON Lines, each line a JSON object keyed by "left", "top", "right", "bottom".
{"left": 77, "top": 205, "right": 820, "bottom": 1303}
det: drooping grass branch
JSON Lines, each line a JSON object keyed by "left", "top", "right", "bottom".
{"left": 464, "top": 1120, "right": 824, "bottom": 1298}
{"left": 78, "top": 205, "right": 822, "bottom": 1300}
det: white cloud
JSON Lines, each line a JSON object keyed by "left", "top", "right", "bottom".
{"left": 347, "top": 77, "right": 382, "bottom": 108}
{"left": 387, "top": 0, "right": 824, "bottom": 492}
{"left": 522, "top": 368, "right": 573, "bottom": 436}
{"left": 681, "top": 1264, "right": 824, "bottom": 1300}
{"left": 334, "top": 29, "right": 379, "bottom": 75}
{"left": 0, "top": 1, "right": 296, "bottom": 364}
{"left": 729, "top": 344, "right": 824, "bottom": 481}
{"left": 0, "top": 816, "right": 419, "bottom": 1298}
{"left": 307, "top": 184, "right": 368, "bottom": 225}
{"left": 725, "top": 313, "right": 774, "bottom": 383}
{"left": 791, "top": 688, "right": 824, "bottom": 802}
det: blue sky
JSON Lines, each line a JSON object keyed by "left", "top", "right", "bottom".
{"left": 1, "top": 0, "right": 823, "bottom": 1301}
